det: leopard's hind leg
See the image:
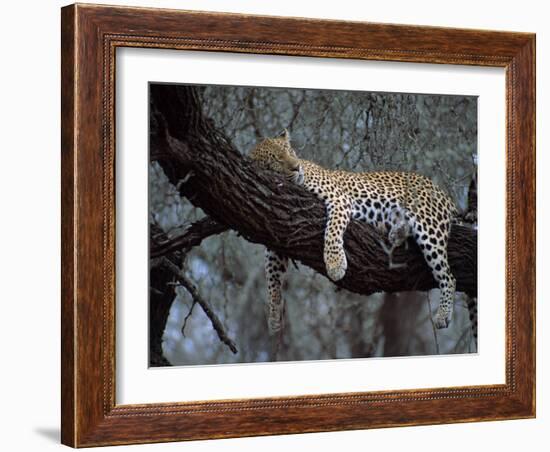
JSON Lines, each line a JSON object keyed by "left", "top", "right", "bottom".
{"left": 264, "top": 249, "right": 288, "bottom": 335}
{"left": 413, "top": 219, "right": 456, "bottom": 329}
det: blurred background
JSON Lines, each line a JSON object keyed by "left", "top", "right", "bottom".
{"left": 149, "top": 84, "right": 478, "bottom": 366}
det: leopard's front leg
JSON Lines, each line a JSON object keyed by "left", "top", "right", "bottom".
{"left": 323, "top": 197, "right": 351, "bottom": 281}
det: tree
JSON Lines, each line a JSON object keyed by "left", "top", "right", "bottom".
{"left": 149, "top": 84, "right": 477, "bottom": 365}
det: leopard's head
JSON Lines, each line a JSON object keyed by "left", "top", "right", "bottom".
{"left": 250, "top": 129, "right": 304, "bottom": 185}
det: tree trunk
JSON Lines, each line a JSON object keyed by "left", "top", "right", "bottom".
{"left": 149, "top": 264, "right": 175, "bottom": 367}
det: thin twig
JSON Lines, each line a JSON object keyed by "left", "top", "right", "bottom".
{"left": 181, "top": 300, "right": 197, "bottom": 337}
{"left": 161, "top": 257, "right": 238, "bottom": 354}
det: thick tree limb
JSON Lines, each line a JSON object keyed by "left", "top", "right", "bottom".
{"left": 150, "top": 84, "right": 477, "bottom": 298}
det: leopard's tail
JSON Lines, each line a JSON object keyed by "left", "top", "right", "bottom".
{"left": 466, "top": 295, "right": 478, "bottom": 344}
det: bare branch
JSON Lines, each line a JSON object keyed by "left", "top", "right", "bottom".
{"left": 160, "top": 257, "right": 238, "bottom": 354}
{"left": 181, "top": 300, "right": 197, "bottom": 337}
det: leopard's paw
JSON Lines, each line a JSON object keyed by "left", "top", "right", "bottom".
{"left": 324, "top": 251, "right": 347, "bottom": 281}
{"left": 434, "top": 306, "right": 452, "bottom": 329}
{"left": 266, "top": 299, "right": 285, "bottom": 335}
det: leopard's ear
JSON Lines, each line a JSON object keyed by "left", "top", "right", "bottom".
{"left": 279, "top": 128, "right": 291, "bottom": 143}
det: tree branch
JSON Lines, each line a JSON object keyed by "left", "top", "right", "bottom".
{"left": 160, "top": 258, "right": 238, "bottom": 354}
{"left": 150, "top": 217, "right": 228, "bottom": 259}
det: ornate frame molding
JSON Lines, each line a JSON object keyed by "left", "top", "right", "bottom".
{"left": 61, "top": 4, "right": 535, "bottom": 447}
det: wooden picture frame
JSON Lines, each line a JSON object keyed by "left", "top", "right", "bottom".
{"left": 61, "top": 3, "right": 535, "bottom": 447}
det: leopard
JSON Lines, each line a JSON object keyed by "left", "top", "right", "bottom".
{"left": 250, "top": 129, "right": 467, "bottom": 338}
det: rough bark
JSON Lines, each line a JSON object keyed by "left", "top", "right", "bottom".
{"left": 149, "top": 84, "right": 477, "bottom": 300}
{"left": 150, "top": 217, "right": 228, "bottom": 259}
{"left": 149, "top": 264, "right": 175, "bottom": 366}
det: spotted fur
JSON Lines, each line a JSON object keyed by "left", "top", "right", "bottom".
{"left": 251, "top": 130, "right": 461, "bottom": 335}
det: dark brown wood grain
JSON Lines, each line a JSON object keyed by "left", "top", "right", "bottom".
{"left": 60, "top": 5, "right": 76, "bottom": 446}
{"left": 61, "top": 3, "right": 535, "bottom": 447}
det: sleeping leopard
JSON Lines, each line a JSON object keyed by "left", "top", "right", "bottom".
{"left": 251, "top": 130, "right": 463, "bottom": 337}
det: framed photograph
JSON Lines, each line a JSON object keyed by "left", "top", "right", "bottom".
{"left": 61, "top": 3, "right": 535, "bottom": 447}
